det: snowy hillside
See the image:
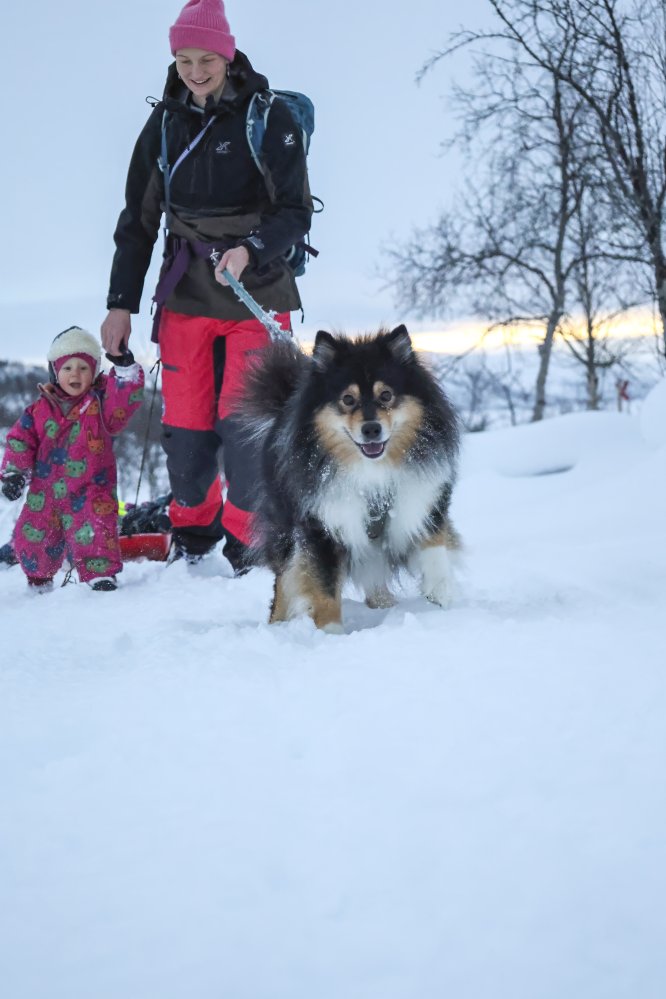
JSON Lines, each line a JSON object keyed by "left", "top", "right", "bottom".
{"left": 1, "top": 383, "right": 665, "bottom": 999}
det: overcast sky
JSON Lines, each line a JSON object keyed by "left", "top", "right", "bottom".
{"left": 0, "top": 0, "right": 492, "bottom": 361}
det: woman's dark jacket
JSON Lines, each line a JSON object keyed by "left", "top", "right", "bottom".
{"left": 107, "top": 51, "right": 313, "bottom": 321}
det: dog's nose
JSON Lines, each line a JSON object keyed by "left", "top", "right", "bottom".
{"left": 361, "top": 421, "right": 382, "bottom": 441}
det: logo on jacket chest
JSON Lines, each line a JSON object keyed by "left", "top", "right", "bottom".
{"left": 215, "top": 140, "right": 231, "bottom": 155}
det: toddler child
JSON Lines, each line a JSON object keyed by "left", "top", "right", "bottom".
{"left": 0, "top": 326, "right": 144, "bottom": 591}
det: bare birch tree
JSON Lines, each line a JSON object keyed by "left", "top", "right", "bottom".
{"left": 455, "top": 0, "right": 666, "bottom": 355}
{"left": 560, "top": 183, "right": 639, "bottom": 408}
{"left": 390, "top": 36, "right": 593, "bottom": 419}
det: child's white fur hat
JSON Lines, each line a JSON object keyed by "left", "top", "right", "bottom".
{"left": 47, "top": 326, "right": 102, "bottom": 378}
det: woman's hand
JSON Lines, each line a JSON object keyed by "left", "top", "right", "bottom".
{"left": 101, "top": 309, "right": 132, "bottom": 354}
{"left": 214, "top": 245, "right": 250, "bottom": 286}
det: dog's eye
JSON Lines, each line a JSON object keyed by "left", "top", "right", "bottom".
{"left": 378, "top": 389, "right": 394, "bottom": 404}
{"left": 341, "top": 393, "right": 355, "bottom": 407}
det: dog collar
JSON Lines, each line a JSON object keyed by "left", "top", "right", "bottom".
{"left": 366, "top": 496, "right": 392, "bottom": 540}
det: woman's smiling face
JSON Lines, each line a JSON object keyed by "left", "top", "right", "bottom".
{"left": 175, "top": 48, "right": 228, "bottom": 106}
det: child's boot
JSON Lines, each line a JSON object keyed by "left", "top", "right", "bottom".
{"left": 89, "top": 576, "right": 117, "bottom": 592}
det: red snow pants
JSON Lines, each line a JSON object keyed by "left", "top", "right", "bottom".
{"left": 158, "top": 308, "right": 291, "bottom": 546}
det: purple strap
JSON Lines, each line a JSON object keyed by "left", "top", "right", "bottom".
{"left": 151, "top": 236, "right": 229, "bottom": 342}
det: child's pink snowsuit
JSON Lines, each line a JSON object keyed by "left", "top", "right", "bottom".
{"left": 0, "top": 366, "right": 144, "bottom": 583}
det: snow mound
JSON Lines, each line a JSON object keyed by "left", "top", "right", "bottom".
{"left": 460, "top": 410, "right": 640, "bottom": 478}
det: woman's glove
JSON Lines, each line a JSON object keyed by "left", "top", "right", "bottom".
{"left": 1, "top": 472, "right": 26, "bottom": 501}
{"left": 105, "top": 347, "right": 136, "bottom": 367}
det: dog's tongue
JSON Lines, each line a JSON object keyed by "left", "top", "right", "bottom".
{"left": 361, "top": 442, "right": 385, "bottom": 458}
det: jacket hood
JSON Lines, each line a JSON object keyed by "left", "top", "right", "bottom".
{"left": 162, "top": 49, "right": 268, "bottom": 115}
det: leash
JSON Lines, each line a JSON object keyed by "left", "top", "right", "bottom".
{"left": 214, "top": 263, "right": 292, "bottom": 342}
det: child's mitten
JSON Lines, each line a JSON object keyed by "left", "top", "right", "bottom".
{"left": 1, "top": 472, "right": 26, "bottom": 501}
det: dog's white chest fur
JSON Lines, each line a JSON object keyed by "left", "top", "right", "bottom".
{"left": 310, "top": 458, "right": 451, "bottom": 556}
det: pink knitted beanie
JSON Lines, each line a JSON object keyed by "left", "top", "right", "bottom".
{"left": 169, "top": 0, "right": 236, "bottom": 60}
{"left": 53, "top": 353, "right": 98, "bottom": 376}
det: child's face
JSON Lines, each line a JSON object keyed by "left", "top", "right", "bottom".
{"left": 57, "top": 358, "right": 94, "bottom": 397}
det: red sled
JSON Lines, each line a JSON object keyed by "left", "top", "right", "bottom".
{"left": 119, "top": 532, "right": 172, "bottom": 562}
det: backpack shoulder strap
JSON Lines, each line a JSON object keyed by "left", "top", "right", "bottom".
{"left": 158, "top": 109, "right": 170, "bottom": 178}
{"left": 158, "top": 109, "right": 216, "bottom": 222}
{"left": 246, "top": 90, "right": 275, "bottom": 177}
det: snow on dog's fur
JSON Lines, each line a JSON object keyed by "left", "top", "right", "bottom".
{"left": 240, "top": 325, "right": 462, "bottom": 632}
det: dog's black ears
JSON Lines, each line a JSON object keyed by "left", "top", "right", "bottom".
{"left": 385, "top": 324, "right": 413, "bottom": 363}
{"left": 313, "top": 327, "right": 413, "bottom": 369}
{"left": 312, "top": 330, "right": 338, "bottom": 370}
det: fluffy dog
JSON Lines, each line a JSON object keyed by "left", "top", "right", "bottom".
{"left": 241, "top": 325, "right": 461, "bottom": 632}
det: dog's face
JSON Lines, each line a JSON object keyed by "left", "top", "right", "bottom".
{"left": 310, "top": 326, "right": 424, "bottom": 466}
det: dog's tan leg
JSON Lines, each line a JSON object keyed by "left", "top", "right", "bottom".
{"left": 298, "top": 554, "right": 343, "bottom": 632}
{"left": 309, "top": 583, "right": 344, "bottom": 633}
{"left": 269, "top": 553, "right": 344, "bottom": 633}
{"left": 269, "top": 555, "right": 308, "bottom": 623}
{"left": 270, "top": 575, "right": 290, "bottom": 623}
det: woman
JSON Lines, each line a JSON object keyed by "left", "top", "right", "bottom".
{"left": 101, "top": 0, "right": 312, "bottom": 571}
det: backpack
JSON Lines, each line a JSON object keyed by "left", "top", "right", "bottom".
{"left": 245, "top": 89, "right": 321, "bottom": 277}
{"left": 246, "top": 89, "right": 315, "bottom": 161}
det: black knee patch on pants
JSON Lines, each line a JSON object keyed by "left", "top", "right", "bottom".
{"left": 161, "top": 425, "right": 221, "bottom": 507}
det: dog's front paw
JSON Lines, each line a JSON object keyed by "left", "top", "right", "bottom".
{"left": 365, "top": 586, "right": 396, "bottom": 610}
{"left": 321, "top": 621, "right": 345, "bottom": 635}
{"left": 423, "top": 578, "right": 454, "bottom": 608}
{"left": 417, "top": 545, "right": 457, "bottom": 609}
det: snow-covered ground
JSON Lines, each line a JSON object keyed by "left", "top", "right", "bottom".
{"left": 1, "top": 382, "right": 665, "bottom": 999}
